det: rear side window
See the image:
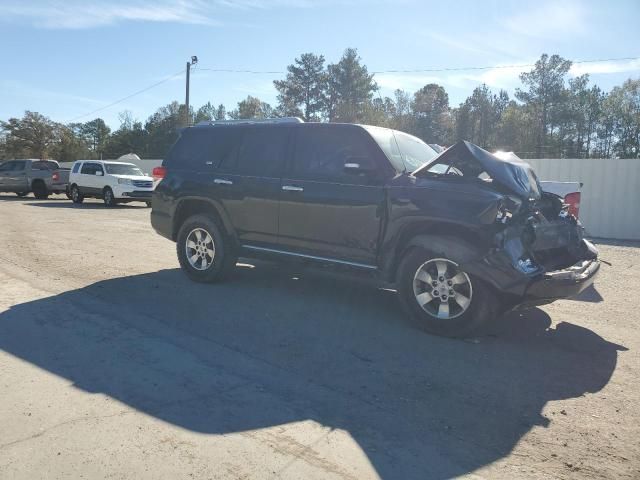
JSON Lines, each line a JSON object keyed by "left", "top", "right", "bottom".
{"left": 72, "top": 162, "right": 81, "bottom": 173}
{"left": 80, "top": 163, "right": 103, "bottom": 175}
{"left": 291, "top": 126, "right": 376, "bottom": 182}
{"left": 31, "top": 161, "right": 56, "bottom": 171}
{"left": 165, "top": 127, "right": 241, "bottom": 170}
{"left": 219, "top": 127, "right": 288, "bottom": 177}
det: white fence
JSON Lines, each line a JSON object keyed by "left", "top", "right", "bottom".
{"left": 527, "top": 158, "right": 640, "bottom": 240}
{"left": 67, "top": 157, "right": 640, "bottom": 240}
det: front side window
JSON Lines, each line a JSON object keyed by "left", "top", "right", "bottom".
{"left": 104, "top": 163, "right": 143, "bottom": 176}
{"left": 0, "top": 161, "right": 16, "bottom": 172}
{"left": 292, "top": 126, "right": 376, "bottom": 183}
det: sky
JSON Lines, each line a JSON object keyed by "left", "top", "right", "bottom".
{"left": 0, "top": 0, "right": 639, "bottom": 129}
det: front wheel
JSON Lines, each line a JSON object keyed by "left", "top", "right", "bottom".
{"left": 397, "top": 247, "right": 495, "bottom": 338}
{"left": 176, "top": 214, "right": 236, "bottom": 283}
{"left": 103, "top": 187, "right": 117, "bottom": 207}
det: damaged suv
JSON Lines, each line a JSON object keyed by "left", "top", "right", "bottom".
{"left": 151, "top": 119, "right": 599, "bottom": 337}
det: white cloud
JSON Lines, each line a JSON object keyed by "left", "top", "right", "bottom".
{"left": 505, "top": 0, "right": 588, "bottom": 38}
{"left": 570, "top": 58, "right": 640, "bottom": 76}
{"left": 0, "top": 1, "right": 219, "bottom": 29}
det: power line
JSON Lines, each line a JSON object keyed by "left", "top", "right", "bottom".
{"left": 194, "top": 56, "right": 639, "bottom": 75}
{"left": 65, "top": 56, "right": 639, "bottom": 123}
{"left": 66, "top": 69, "right": 184, "bottom": 123}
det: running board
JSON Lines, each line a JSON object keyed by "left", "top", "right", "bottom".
{"left": 241, "top": 245, "right": 378, "bottom": 270}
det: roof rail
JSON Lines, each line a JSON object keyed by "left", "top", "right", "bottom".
{"left": 195, "top": 117, "right": 304, "bottom": 127}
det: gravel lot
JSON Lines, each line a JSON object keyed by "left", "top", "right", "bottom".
{"left": 0, "top": 193, "right": 638, "bottom": 480}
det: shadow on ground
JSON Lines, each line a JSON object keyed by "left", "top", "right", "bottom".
{"left": 0, "top": 263, "right": 624, "bottom": 478}
{"left": 24, "top": 200, "right": 148, "bottom": 209}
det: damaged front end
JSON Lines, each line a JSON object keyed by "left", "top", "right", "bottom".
{"left": 416, "top": 141, "right": 600, "bottom": 306}
{"left": 492, "top": 191, "right": 599, "bottom": 305}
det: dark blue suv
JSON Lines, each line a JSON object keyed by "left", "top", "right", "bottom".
{"left": 151, "top": 118, "right": 599, "bottom": 337}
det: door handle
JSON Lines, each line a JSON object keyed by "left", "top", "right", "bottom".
{"left": 213, "top": 178, "right": 233, "bottom": 185}
{"left": 282, "top": 185, "right": 304, "bottom": 192}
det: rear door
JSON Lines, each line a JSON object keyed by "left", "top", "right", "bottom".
{"left": 214, "top": 126, "right": 289, "bottom": 246}
{"left": 79, "top": 162, "right": 103, "bottom": 194}
{"left": 277, "top": 125, "right": 387, "bottom": 265}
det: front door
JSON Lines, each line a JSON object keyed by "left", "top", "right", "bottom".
{"left": 278, "top": 125, "right": 386, "bottom": 266}
{"left": 0, "top": 161, "right": 28, "bottom": 192}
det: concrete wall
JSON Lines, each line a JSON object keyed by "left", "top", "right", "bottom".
{"left": 527, "top": 158, "right": 640, "bottom": 240}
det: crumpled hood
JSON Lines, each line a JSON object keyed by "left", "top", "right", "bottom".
{"left": 413, "top": 141, "right": 542, "bottom": 200}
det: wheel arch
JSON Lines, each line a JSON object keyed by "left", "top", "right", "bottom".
{"left": 383, "top": 220, "right": 491, "bottom": 284}
{"left": 172, "top": 197, "right": 236, "bottom": 245}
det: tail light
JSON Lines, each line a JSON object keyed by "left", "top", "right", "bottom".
{"left": 152, "top": 166, "right": 167, "bottom": 181}
{"left": 564, "top": 192, "right": 581, "bottom": 219}
{"left": 52, "top": 171, "right": 59, "bottom": 181}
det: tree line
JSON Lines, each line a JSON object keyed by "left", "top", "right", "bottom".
{"left": 1, "top": 50, "right": 639, "bottom": 161}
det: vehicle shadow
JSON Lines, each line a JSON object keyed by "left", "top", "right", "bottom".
{"left": 0, "top": 264, "right": 625, "bottom": 479}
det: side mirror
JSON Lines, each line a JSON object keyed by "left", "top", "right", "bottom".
{"left": 95, "top": 171, "right": 103, "bottom": 176}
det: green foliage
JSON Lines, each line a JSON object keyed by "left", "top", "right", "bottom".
{"left": 1, "top": 111, "right": 59, "bottom": 159}
{"left": 2, "top": 52, "right": 639, "bottom": 161}
{"left": 274, "top": 53, "right": 327, "bottom": 121}
{"left": 229, "top": 96, "right": 274, "bottom": 120}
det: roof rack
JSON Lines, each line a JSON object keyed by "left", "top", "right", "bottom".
{"left": 195, "top": 117, "right": 304, "bottom": 127}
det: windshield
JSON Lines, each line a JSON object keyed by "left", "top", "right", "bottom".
{"left": 104, "top": 163, "right": 144, "bottom": 176}
{"left": 363, "top": 125, "right": 439, "bottom": 173}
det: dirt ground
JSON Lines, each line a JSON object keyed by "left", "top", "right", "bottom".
{"left": 0, "top": 193, "right": 638, "bottom": 480}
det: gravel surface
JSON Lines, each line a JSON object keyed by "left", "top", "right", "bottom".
{"left": 0, "top": 194, "right": 638, "bottom": 479}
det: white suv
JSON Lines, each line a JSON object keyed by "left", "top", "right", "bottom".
{"left": 69, "top": 160, "right": 155, "bottom": 207}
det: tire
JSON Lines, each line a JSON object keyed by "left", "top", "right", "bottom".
{"left": 70, "top": 185, "right": 84, "bottom": 204}
{"left": 32, "top": 181, "right": 49, "bottom": 200}
{"left": 397, "top": 246, "right": 495, "bottom": 338}
{"left": 16, "top": 192, "right": 28, "bottom": 197}
{"left": 176, "top": 214, "right": 236, "bottom": 283}
{"left": 103, "top": 187, "right": 117, "bottom": 207}
{"left": 145, "top": 201, "right": 152, "bottom": 208}
{"left": 65, "top": 189, "right": 72, "bottom": 200}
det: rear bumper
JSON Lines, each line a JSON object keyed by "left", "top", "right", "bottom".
{"left": 151, "top": 210, "right": 173, "bottom": 241}
{"left": 522, "top": 258, "right": 600, "bottom": 305}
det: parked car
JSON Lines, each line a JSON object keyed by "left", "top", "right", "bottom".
{"left": 0, "top": 159, "right": 70, "bottom": 199}
{"left": 151, "top": 118, "right": 599, "bottom": 338}
{"left": 68, "top": 160, "right": 154, "bottom": 207}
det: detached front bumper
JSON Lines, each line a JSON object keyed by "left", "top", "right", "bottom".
{"left": 522, "top": 258, "right": 600, "bottom": 305}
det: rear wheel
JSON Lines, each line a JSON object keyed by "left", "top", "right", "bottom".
{"left": 70, "top": 185, "right": 84, "bottom": 204}
{"left": 32, "top": 181, "right": 49, "bottom": 200}
{"left": 176, "top": 214, "right": 236, "bottom": 283}
{"left": 397, "top": 247, "right": 495, "bottom": 338}
{"left": 103, "top": 187, "right": 116, "bottom": 207}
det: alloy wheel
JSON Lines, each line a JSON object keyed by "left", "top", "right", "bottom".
{"left": 185, "top": 228, "right": 216, "bottom": 271}
{"left": 412, "top": 258, "right": 473, "bottom": 320}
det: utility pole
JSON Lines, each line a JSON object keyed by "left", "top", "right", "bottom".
{"left": 185, "top": 55, "right": 198, "bottom": 126}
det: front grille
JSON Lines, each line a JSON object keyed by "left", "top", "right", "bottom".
{"left": 132, "top": 180, "right": 153, "bottom": 188}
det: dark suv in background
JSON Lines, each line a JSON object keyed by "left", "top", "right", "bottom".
{"left": 151, "top": 118, "right": 599, "bottom": 337}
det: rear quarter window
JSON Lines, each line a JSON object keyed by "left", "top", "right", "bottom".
{"left": 165, "top": 127, "right": 241, "bottom": 171}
